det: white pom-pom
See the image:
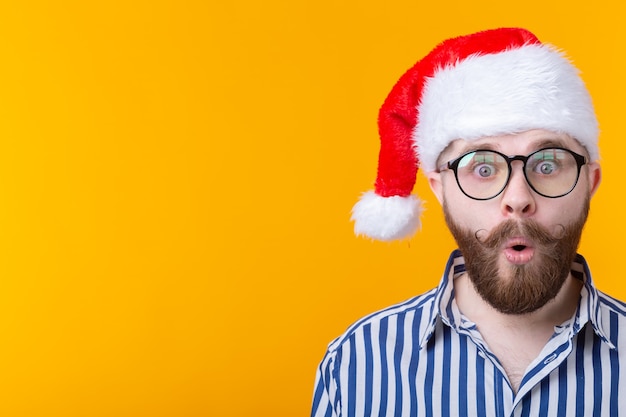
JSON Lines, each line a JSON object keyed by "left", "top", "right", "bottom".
{"left": 351, "top": 191, "right": 423, "bottom": 241}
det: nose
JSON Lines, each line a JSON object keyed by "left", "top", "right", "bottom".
{"left": 500, "top": 162, "right": 536, "bottom": 217}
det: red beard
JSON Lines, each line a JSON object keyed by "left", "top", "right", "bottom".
{"left": 444, "top": 199, "right": 588, "bottom": 315}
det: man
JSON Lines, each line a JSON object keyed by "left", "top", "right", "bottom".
{"left": 311, "top": 28, "right": 626, "bottom": 416}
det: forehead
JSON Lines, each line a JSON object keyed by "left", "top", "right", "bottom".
{"left": 440, "top": 129, "right": 588, "bottom": 160}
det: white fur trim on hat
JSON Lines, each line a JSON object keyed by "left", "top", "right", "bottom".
{"left": 351, "top": 191, "right": 423, "bottom": 241}
{"left": 415, "top": 44, "right": 599, "bottom": 172}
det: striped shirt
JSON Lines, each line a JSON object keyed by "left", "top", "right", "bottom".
{"left": 311, "top": 250, "right": 626, "bottom": 416}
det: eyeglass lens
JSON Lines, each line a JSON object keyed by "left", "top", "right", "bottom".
{"left": 454, "top": 148, "right": 581, "bottom": 200}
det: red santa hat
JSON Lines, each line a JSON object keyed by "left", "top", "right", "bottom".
{"left": 352, "top": 27, "right": 599, "bottom": 241}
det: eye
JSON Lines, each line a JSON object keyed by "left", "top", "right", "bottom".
{"left": 534, "top": 160, "right": 558, "bottom": 175}
{"left": 456, "top": 151, "right": 503, "bottom": 180}
{"left": 475, "top": 164, "right": 496, "bottom": 178}
{"left": 528, "top": 149, "right": 569, "bottom": 176}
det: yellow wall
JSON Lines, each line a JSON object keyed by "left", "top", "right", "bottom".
{"left": 0, "top": 1, "right": 624, "bottom": 416}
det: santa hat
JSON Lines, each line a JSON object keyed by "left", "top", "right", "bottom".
{"left": 352, "top": 27, "right": 598, "bottom": 241}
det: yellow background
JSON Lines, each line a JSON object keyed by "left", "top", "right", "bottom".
{"left": 0, "top": 1, "right": 624, "bottom": 416}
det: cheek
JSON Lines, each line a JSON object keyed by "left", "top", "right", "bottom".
{"left": 443, "top": 193, "right": 491, "bottom": 229}
{"left": 545, "top": 202, "right": 577, "bottom": 223}
{"left": 540, "top": 186, "right": 589, "bottom": 222}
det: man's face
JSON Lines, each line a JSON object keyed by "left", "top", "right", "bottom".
{"left": 427, "top": 129, "right": 601, "bottom": 315}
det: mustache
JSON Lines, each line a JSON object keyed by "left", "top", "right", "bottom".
{"left": 475, "top": 219, "right": 564, "bottom": 250}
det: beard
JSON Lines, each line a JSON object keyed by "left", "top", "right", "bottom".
{"left": 444, "top": 199, "right": 589, "bottom": 315}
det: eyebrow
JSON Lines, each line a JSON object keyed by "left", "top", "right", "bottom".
{"left": 457, "top": 142, "right": 498, "bottom": 155}
{"left": 457, "top": 137, "right": 569, "bottom": 156}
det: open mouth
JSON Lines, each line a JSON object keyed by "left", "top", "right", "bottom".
{"left": 503, "top": 239, "right": 534, "bottom": 264}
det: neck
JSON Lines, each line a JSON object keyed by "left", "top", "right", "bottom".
{"left": 454, "top": 272, "right": 582, "bottom": 393}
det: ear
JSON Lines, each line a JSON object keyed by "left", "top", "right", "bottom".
{"left": 426, "top": 171, "right": 445, "bottom": 205}
{"left": 586, "top": 161, "right": 601, "bottom": 197}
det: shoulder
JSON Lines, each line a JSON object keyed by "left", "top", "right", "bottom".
{"left": 324, "top": 287, "right": 439, "bottom": 357}
{"left": 593, "top": 290, "right": 626, "bottom": 349}
{"left": 596, "top": 290, "right": 626, "bottom": 316}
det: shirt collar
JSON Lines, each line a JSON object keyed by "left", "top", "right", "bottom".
{"left": 573, "top": 253, "right": 616, "bottom": 349}
{"left": 419, "top": 250, "right": 615, "bottom": 350}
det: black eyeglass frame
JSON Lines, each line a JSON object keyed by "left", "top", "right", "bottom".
{"left": 439, "top": 147, "right": 587, "bottom": 201}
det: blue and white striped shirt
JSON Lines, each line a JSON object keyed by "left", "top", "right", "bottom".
{"left": 311, "top": 250, "right": 626, "bottom": 416}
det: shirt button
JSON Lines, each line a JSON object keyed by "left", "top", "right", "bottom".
{"left": 543, "top": 353, "right": 557, "bottom": 365}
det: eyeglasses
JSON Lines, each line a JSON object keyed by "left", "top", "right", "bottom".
{"left": 438, "top": 147, "right": 587, "bottom": 200}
